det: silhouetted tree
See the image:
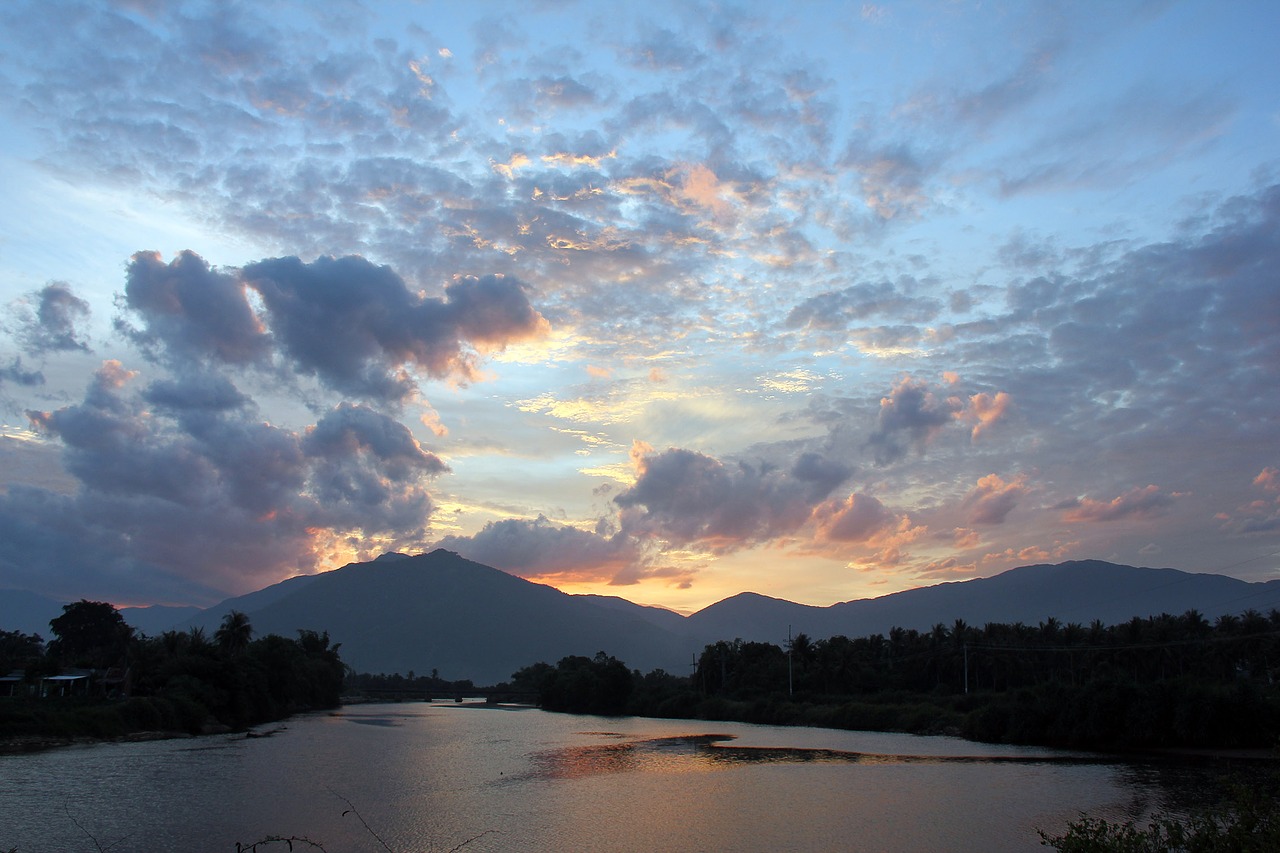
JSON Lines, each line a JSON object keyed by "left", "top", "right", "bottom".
{"left": 48, "top": 600, "right": 132, "bottom": 668}
{"left": 215, "top": 611, "right": 253, "bottom": 656}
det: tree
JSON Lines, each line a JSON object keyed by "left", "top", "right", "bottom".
{"left": 0, "top": 629, "right": 44, "bottom": 674}
{"left": 48, "top": 600, "right": 132, "bottom": 667}
{"left": 215, "top": 611, "right": 253, "bottom": 656}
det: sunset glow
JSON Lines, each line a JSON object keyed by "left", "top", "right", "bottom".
{"left": 1, "top": 1, "right": 1277, "bottom": 612}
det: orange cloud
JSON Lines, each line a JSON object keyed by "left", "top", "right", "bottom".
{"left": 962, "top": 472, "right": 1029, "bottom": 524}
{"left": 959, "top": 391, "right": 1012, "bottom": 440}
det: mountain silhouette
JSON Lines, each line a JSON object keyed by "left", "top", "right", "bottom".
{"left": 8, "top": 555, "right": 1280, "bottom": 685}
{"left": 187, "top": 549, "right": 692, "bottom": 684}
{"left": 182, "top": 554, "right": 1280, "bottom": 684}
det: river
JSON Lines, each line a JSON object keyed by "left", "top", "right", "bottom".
{"left": 0, "top": 701, "right": 1256, "bottom": 852}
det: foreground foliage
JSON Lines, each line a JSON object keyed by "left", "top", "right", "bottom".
{"left": 1039, "top": 781, "right": 1280, "bottom": 851}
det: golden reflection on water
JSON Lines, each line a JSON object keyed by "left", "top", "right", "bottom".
{"left": 516, "top": 732, "right": 1109, "bottom": 782}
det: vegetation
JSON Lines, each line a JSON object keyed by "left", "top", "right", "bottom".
{"left": 510, "top": 652, "right": 634, "bottom": 715}
{"left": 0, "top": 629, "right": 44, "bottom": 677}
{"left": 1039, "top": 779, "right": 1280, "bottom": 851}
{"left": 1, "top": 602, "right": 345, "bottom": 744}
{"left": 343, "top": 669, "right": 476, "bottom": 699}
{"left": 511, "top": 608, "right": 1280, "bottom": 750}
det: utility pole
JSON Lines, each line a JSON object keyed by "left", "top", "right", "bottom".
{"left": 964, "top": 643, "right": 969, "bottom": 694}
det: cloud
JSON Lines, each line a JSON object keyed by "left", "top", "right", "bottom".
{"left": 866, "top": 376, "right": 962, "bottom": 464}
{"left": 1217, "top": 467, "right": 1280, "bottom": 535}
{"left": 982, "top": 542, "right": 1076, "bottom": 566}
{"left": 996, "top": 85, "right": 1235, "bottom": 197}
{"left": 120, "top": 251, "right": 550, "bottom": 403}
{"left": 120, "top": 250, "right": 271, "bottom": 366}
{"left": 961, "top": 391, "right": 1012, "bottom": 440}
{"left": 1058, "top": 484, "right": 1181, "bottom": 523}
{"left": 9, "top": 362, "right": 449, "bottom": 601}
{"left": 0, "top": 358, "right": 44, "bottom": 388}
{"left": 784, "top": 279, "right": 942, "bottom": 331}
{"left": 915, "top": 556, "right": 980, "bottom": 581}
{"left": 961, "top": 473, "right": 1029, "bottom": 525}
{"left": 811, "top": 492, "right": 894, "bottom": 543}
{"left": 615, "top": 442, "right": 853, "bottom": 552}
{"left": 244, "top": 256, "right": 548, "bottom": 398}
{"left": 842, "top": 141, "right": 936, "bottom": 221}
{"left": 13, "top": 283, "right": 93, "bottom": 354}
{"left": 432, "top": 515, "right": 680, "bottom": 586}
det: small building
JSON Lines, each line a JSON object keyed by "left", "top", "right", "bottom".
{"left": 40, "top": 669, "right": 92, "bottom": 698}
{"left": 0, "top": 670, "right": 29, "bottom": 698}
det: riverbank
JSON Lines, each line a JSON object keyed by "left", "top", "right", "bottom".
{"left": 0, "top": 729, "right": 195, "bottom": 755}
{"left": 0, "top": 692, "right": 301, "bottom": 755}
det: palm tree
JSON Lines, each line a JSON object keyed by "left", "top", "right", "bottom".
{"left": 215, "top": 611, "right": 253, "bottom": 656}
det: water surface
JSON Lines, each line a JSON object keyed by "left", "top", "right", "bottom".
{"left": 0, "top": 702, "right": 1252, "bottom": 852}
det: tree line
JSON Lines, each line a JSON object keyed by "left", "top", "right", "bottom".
{"left": 508, "top": 608, "right": 1280, "bottom": 750}
{"left": 1, "top": 600, "right": 345, "bottom": 741}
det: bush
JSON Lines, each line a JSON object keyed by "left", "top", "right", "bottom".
{"left": 1040, "top": 782, "right": 1280, "bottom": 852}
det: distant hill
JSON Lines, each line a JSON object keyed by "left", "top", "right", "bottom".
{"left": 118, "top": 604, "right": 203, "bottom": 636}
{"left": 187, "top": 549, "right": 693, "bottom": 684}
{"left": 681, "top": 559, "right": 1280, "bottom": 646}
{"left": 0, "top": 590, "right": 202, "bottom": 638}
{"left": 8, "top": 556, "right": 1279, "bottom": 683}
{"left": 0, "top": 589, "right": 64, "bottom": 638}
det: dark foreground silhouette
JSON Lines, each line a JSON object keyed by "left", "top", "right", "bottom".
{"left": 505, "top": 608, "right": 1280, "bottom": 751}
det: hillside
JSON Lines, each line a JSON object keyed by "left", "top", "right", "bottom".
{"left": 187, "top": 549, "right": 694, "bottom": 684}
{"left": 8, "top": 556, "right": 1280, "bottom": 685}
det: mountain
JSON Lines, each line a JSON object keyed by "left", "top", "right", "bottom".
{"left": 0, "top": 589, "right": 65, "bottom": 638}
{"left": 9, "top": 556, "right": 1279, "bottom": 683}
{"left": 573, "top": 594, "right": 690, "bottom": 634}
{"left": 0, "top": 591, "right": 203, "bottom": 639}
{"left": 187, "top": 549, "right": 694, "bottom": 684}
{"left": 682, "top": 559, "right": 1280, "bottom": 645}
{"left": 118, "top": 604, "right": 203, "bottom": 636}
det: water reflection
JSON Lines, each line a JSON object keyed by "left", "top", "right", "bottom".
{"left": 518, "top": 731, "right": 1124, "bottom": 781}
{"left": 2, "top": 705, "right": 1270, "bottom": 852}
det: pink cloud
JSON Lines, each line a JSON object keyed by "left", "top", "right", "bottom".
{"left": 961, "top": 391, "right": 1012, "bottom": 440}
{"left": 1059, "top": 485, "right": 1183, "bottom": 523}
{"left": 962, "top": 472, "right": 1029, "bottom": 524}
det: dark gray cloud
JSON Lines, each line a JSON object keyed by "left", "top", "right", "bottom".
{"left": 14, "top": 283, "right": 92, "bottom": 354}
{"left": 121, "top": 250, "right": 270, "bottom": 365}
{"left": 302, "top": 399, "right": 448, "bottom": 514}
{"left": 143, "top": 372, "right": 251, "bottom": 415}
{"left": 433, "top": 515, "right": 670, "bottom": 586}
{"left": 243, "top": 256, "right": 547, "bottom": 399}
{"left": 9, "top": 362, "right": 449, "bottom": 601}
{"left": 785, "top": 279, "right": 943, "bottom": 331}
{"left": 615, "top": 444, "right": 853, "bottom": 552}
{"left": 0, "top": 358, "right": 44, "bottom": 388}
{"left": 119, "top": 251, "right": 549, "bottom": 403}
{"left": 866, "top": 377, "right": 962, "bottom": 465}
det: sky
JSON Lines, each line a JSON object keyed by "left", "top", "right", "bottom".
{"left": 1, "top": 0, "right": 1278, "bottom": 615}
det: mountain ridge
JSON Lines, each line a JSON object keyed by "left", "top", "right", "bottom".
{"left": 7, "top": 555, "right": 1280, "bottom": 685}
